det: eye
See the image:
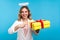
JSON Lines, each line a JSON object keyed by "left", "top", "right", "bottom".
{"left": 21, "top": 11, "right": 24, "bottom": 13}
{"left": 25, "top": 11, "right": 28, "bottom": 13}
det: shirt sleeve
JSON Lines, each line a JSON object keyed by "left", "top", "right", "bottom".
{"left": 8, "top": 20, "right": 18, "bottom": 34}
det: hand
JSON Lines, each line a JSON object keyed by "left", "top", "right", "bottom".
{"left": 14, "top": 23, "right": 25, "bottom": 31}
{"left": 14, "top": 21, "right": 28, "bottom": 31}
{"left": 17, "top": 21, "right": 28, "bottom": 28}
{"left": 17, "top": 23, "right": 25, "bottom": 28}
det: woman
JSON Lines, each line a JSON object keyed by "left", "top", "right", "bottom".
{"left": 8, "top": 6, "right": 37, "bottom": 40}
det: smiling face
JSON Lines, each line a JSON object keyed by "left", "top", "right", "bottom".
{"left": 21, "top": 8, "right": 28, "bottom": 19}
{"left": 18, "top": 6, "right": 32, "bottom": 20}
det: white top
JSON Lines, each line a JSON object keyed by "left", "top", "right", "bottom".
{"left": 8, "top": 19, "right": 34, "bottom": 40}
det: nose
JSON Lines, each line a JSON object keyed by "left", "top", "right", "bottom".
{"left": 22, "top": 11, "right": 27, "bottom": 14}
{"left": 23, "top": 12, "right": 26, "bottom": 14}
{"left": 22, "top": 12, "right": 26, "bottom": 15}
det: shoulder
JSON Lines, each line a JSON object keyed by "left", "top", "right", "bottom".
{"left": 14, "top": 20, "right": 22, "bottom": 24}
{"left": 14, "top": 20, "right": 18, "bottom": 23}
{"left": 28, "top": 19, "right": 35, "bottom": 22}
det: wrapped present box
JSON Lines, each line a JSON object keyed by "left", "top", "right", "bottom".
{"left": 31, "top": 22, "right": 41, "bottom": 30}
{"left": 29, "top": 20, "right": 41, "bottom": 33}
{"left": 29, "top": 19, "right": 50, "bottom": 33}
{"left": 30, "top": 20, "right": 50, "bottom": 30}
{"left": 36, "top": 20, "right": 50, "bottom": 29}
{"left": 31, "top": 22, "right": 41, "bottom": 33}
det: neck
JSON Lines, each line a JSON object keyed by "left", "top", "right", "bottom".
{"left": 22, "top": 18, "right": 28, "bottom": 21}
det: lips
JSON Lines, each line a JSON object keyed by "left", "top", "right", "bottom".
{"left": 22, "top": 14, "right": 28, "bottom": 18}
{"left": 23, "top": 14, "right": 26, "bottom": 17}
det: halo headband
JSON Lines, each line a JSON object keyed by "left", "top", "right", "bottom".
{"left": 19, "top": 2, "right": 29, "bottom": 6}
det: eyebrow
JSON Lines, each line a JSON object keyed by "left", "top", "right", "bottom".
{"left": 21, "top": 11, "right": 27, "bottom": 12}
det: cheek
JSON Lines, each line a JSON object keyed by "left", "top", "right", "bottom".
{"left": 21, "top": 14, "right": 28, "bottom": 17}
{"left": 21, "top": 13, "right": 29, "bottom": 18}
{"left": 26, "top": 14, "right": 29, "bottom": 17}
{"left": 21, "top": 14, "right": 24, "bottom": 17}
{"left": 26, "top": 14, "right": 28, "bottom": 16}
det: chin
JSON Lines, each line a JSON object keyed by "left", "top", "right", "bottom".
{"left": 23, "top": 17, "right": 27, "bottom": 19}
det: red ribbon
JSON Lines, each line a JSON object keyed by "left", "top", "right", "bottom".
{"left": 36, "top": 20, "right": 44, "bottom": 29}
{"left": 30, "top": 20, "right": 44, "bottom": 29}
{"left": 30, "top": 22, "right": 35, "bottom": 28}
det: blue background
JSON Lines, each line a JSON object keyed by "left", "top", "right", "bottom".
{"left": 0, "top": 0, "right": 60, "bottom": 40}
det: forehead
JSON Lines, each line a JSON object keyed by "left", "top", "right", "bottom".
{"left": 21, "top": 8, "right": 28, "bottom": 11}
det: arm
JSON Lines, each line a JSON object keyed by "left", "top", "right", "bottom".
{"left": 8, "top": 20, "right": 18, "bottom": 34}
{"left": 14, "top": 23, "right": 25, "bottom": 31}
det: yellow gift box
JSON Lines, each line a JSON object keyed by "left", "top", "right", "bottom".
{"left": 31, "top": 22, "right": 41, "bottom": 30}
{"left": 30, "top": 20, "right": 50, "bottom": 30}
{"left": 42, "top": 20, "right": 50, "bottom": 28}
